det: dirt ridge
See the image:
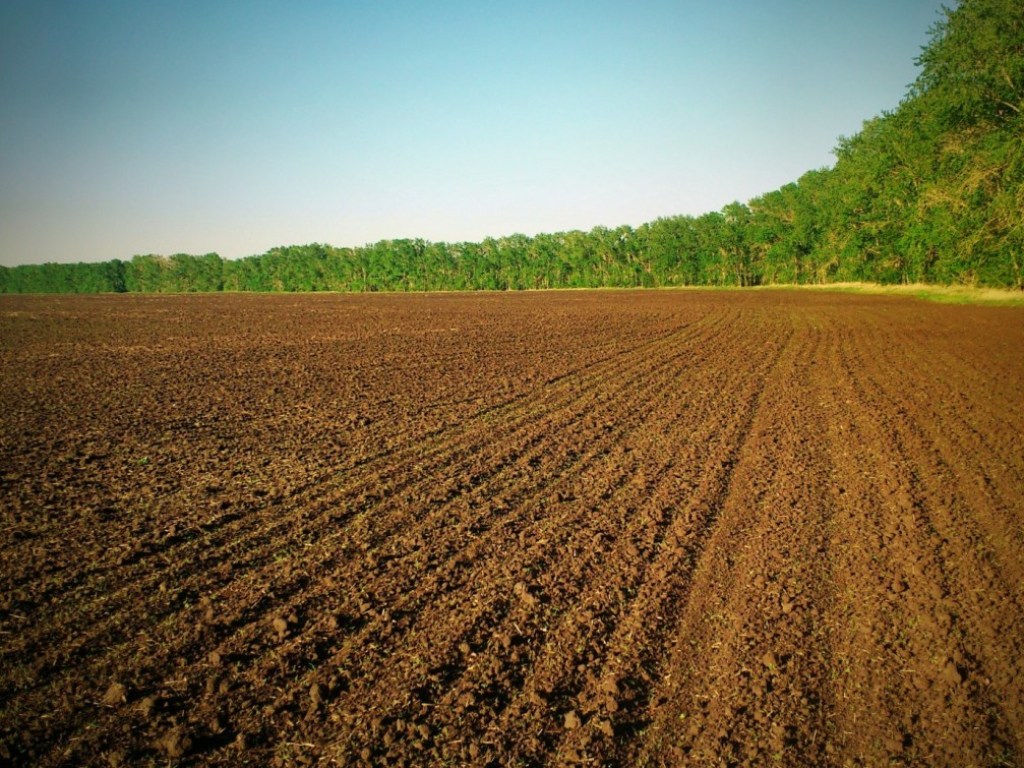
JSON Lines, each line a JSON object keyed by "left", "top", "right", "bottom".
{"left": 1, "top": 291, "right": 1022, "bottom": 767}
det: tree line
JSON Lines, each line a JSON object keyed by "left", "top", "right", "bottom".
{"left": 2, "top": 0, "right": 1020, "bottom": 294}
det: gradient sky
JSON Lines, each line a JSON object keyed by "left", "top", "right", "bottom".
{"left": 0, "top": 0, "right": 947, "bottom": 267}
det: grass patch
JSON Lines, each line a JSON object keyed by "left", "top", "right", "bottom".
{"left": 756, "top": 282, "right": 1024, "bottom": 306}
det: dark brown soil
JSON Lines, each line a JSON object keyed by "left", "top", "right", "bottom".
{"left": 1, "top": 290, "right": 1022, "bottom": 767}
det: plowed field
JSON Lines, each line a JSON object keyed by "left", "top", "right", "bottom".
{"left": 1, "top": 291, "right": 1023, "bottom": 767}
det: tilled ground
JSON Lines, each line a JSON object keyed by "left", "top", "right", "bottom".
{"left": 1, "top": 290, "right": 1022, "bottom": 767}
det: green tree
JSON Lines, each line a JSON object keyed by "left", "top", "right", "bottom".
{"left": 914, "top": 0, "right": 1024, "bottom": 129}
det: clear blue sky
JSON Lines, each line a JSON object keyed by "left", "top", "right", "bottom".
{"left": 0, "top": 0, "right": 947, "bottom": 267}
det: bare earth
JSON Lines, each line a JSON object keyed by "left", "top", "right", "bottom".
{"left": 1, "top": 290, "right": 1022, "bottom": 767}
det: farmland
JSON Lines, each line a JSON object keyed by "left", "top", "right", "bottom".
{"left": 1, "top": 290, "right": 1023, "bottom": 766}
